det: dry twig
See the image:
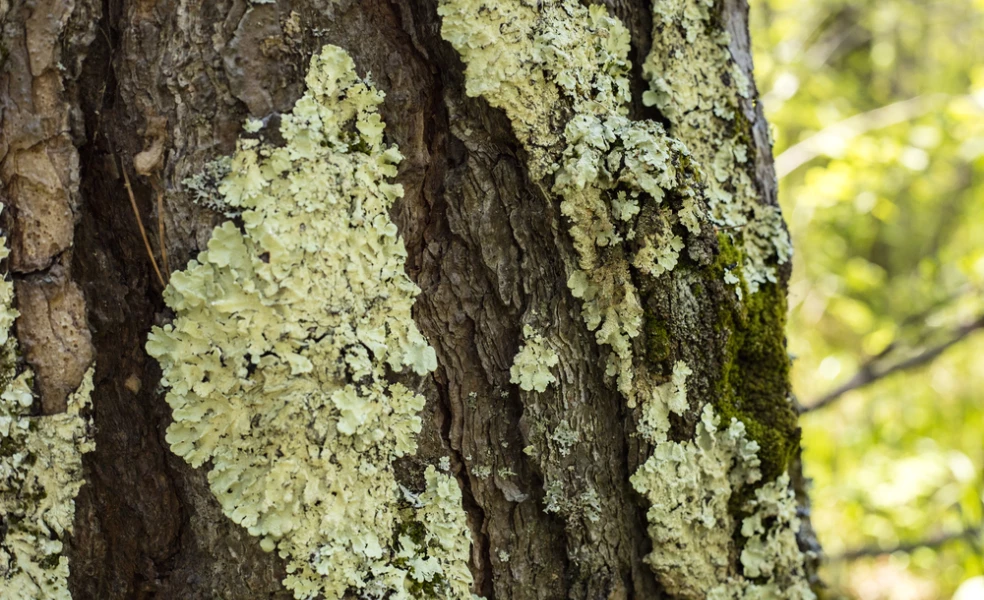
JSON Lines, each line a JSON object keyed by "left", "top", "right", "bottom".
{"left": 118, "top": 157, "right": 166, "bottom": 288}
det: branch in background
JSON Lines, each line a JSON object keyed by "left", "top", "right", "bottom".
{"left": 834, "top": 526, "right": 982, "bottom": 561}
{"left": 802, "top": 314, "right": 984, "bottom": 413}
{"left": 774, "top": 94, "right": 948, "bottom": 179}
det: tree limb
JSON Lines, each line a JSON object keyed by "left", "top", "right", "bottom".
{"left": 834, "top": 526, "right": 981, "bottom": 561}
{"left": 802, "top": 314, "right": 984, "bottom": 413}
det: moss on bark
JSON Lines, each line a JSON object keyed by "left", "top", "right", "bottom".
{"left": 710, "top": 232, "right": 800, "bottom": 487}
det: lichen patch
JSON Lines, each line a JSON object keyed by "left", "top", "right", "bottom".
{"left": 630, "top": 403, "right": 761, "bottom": 599}
{"left": 509, "top": 325, "right": 559, "bottom": 393}
{"left": 438, "top": 1, "right": 812, "bottom": 597}
{"left": 643, "top": 0, "right": 792, "bottom": 292}
{"left": 0, "top": 207, "right": 95, "bottom": 600}
{"left": 147, "top": 46, "right": 475, "bottom": 600}
{"left": 440, "top": 0, "right": 707, "bottom": 397}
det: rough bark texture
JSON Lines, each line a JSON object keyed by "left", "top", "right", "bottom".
{"left": 0, "top": 0, "right": 818, "bottom": 598}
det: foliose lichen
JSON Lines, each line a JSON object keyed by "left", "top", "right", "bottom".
{"left": 440, "top": 0, "right": 705, "bottom": 397}
{"left": 709, "top": 473, "right": 815, "bottom": 599}
{"left": 438, "top": 1, "right": 811, "bottom": 596}
{"left": 643, "top": 0, "right": 792, "bottom": 292}
{"left": 632, "top": 375, "right": 812, "bottom": 600}
{"left": 509, "top": 325, "right": 559, "bottom": 392}
{"left": 146, "top": 46, "right": 475, "bottom": 600}
{"left": 630, "top": 403, "right": 761, "bottom": 599}
{"left": 637, "top": 360, "right": 692, "bottom": 444}
{"left": 0, "top": 207, "right": 95, "bottom": 599}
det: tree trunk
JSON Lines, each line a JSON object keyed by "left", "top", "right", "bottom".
{"left": 0, "top": 0, "right": 821, "bottom": 599}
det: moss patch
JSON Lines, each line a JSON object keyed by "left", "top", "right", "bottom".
{"left": 710, "top": 233, "right": 799, "bottom": 488}
{"left": 645, "top": 316, "right": 672, "bottom": 364}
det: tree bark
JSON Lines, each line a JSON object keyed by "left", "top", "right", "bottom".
{"left": 0, "top": 0, "right": 820, "bottom": 599}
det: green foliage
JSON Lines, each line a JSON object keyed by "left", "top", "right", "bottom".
{"left": 751, "top": 0, "right": 984, "bottom": 596}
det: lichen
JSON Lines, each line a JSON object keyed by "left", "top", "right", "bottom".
{"left": 439, "top": 0, "right": 705, "bottom": 397}
{"left": 707, "top": 474, "right": 816, "bottom": 600}
{"left": 642, "top": 0, "right": 792, "bottom": 292}
{"left": 636, "top": 360, "right": 691, "bottom": 443}
{"left": 438, "top": 2, "right": 809, "bottom": 596}
{"left": 0, "top": 207, "right": 95, "bottom": 599}
{"left": 542, "top": 480, "right": 601, "bottom": 523}
{"left": 146, "top": 46, "right": 474, "bottom": 600}
{"left": 549, "top": 419, "right": 579, "bottom": 457}
{"left": 629, "top": 356, "right": 811, "bottom": 599}
{"left": 509, "top": 325, "right": 559, "bottom": 392}
{"left": 182, "top": 156, "right": 234, "bottom": 215}
{"left": 630, "top": 403, "right": 761, "bottom": 599}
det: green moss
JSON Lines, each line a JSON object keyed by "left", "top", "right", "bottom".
{"left": 707, "top": 233, "right": 798, "bottom": 488}
{"left": 645, "top": 316, "right": 671, "bottom": 364}
{"left": 710, "top": 231, "right": 744, "bottom": 283}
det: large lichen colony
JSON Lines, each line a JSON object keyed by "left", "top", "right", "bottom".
{"left": 439, "top": 0, "right": 811, "bottom": 597}
{"left": 0, "top": 207, "right": 94, "bottom": 599}
{"left": 441, "top": 0, "right": 705, "bottom": 396}
{"left": 146, "top": 47, "right": 474, "bottom": 599}
{"left": 644, "top": 0, "right": 792, "bottom": 292}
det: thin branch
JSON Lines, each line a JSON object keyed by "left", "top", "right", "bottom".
{"left": 834, "top": 526, "right": 981, "bottom": 561}
{"left": 802, "top": 314, "right": 984, "bottom": 413}
{"left": 120, "top": 160, "right": 166, "bottom": 288}
{"left": 774, "top": 94, "right": 948, "bottom": 179}
{"left": 898, "top": 286, "right": 976, "bottom": 331}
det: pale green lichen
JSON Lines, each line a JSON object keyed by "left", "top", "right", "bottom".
{"left": 631, "top": 363, "right": 813, "bottom": 600}
{"left": 509, "top": 325, "right": 559, "bottom": 392}
{"left": 642, "top": 0, "right": 792, "bottom": 292}
{"left": 724, "top": 267, "right": 743, "bottom": 301}
{"left": 631, "top": 403, "right": 761, "bottom": 599}
{"left": 710, "top": 473, "right": 814, "bottom": 599}
{"left": 439, "top": 0, "right": 705, "bottom": 397}
{"left": 438, "top": 2, "right": 809, "bottom": 596}
{"left": 146, "top": 46, "right": 474, "bottom": 600}
{"left": 0, "top": 208, "right": 95, "bottom": 600}
{"left": 636, "top": 360, "right": 692, "bottom": 443}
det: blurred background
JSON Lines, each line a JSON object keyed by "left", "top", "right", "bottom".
{"left": 749, "top": 0, "right": 984, "bottom": 597}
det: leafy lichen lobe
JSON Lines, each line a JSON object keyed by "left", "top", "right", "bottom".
{"left": 147, "top": 46, "right": 475, "bottom": 600}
